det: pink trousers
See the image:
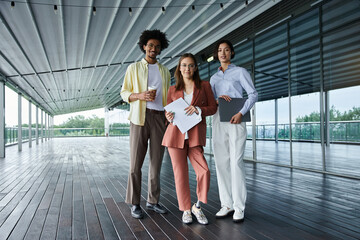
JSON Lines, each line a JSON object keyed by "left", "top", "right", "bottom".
{"left": 168, "top": 141, "right": 210, "bottom": 211}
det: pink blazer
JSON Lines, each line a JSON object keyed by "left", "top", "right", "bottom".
{"left": 162, "top": 81, "right": 217, "bottom": 149}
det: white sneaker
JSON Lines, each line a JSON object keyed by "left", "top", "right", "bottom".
{"left": 182, "top": 210, "right": 193, "bottom": 224}
{"left": 233, "top": 210, "right": 244, "bottom": 223}
{"left": 191, "top": 204, "right": 208, "bottom": 225}
{"left": 215, "top": 206, "right": 234, "bottom": 218}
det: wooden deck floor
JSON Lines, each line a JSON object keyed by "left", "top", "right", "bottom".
{"left": 0, "top": 137, "right": 359, "bottom": 240}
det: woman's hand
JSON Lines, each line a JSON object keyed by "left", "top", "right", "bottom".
{"left": 184, "top": 105, "right": 199, "bottom": 116}
{"left": 165, "top": 111, "right": 175, "bottom": 122}
{"left": 230, "top": 112, "right": 243, "bottom": 124}
{"left": 219, "top": 95, "right": 231, "bottom": 102}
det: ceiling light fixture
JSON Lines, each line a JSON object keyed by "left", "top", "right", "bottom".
{"left": 92, "top": 6, "right": 96, "bottom": 15}
{"left": 192, "top": 5, "right": 195, "bottom": 13}
{"left": 11, "top": 1, "right": 15, "bottom": 8}
{"left": 129, "top": 7, "right": 132, "bottom": 16}
{"left": 162, "top": 6, "right": 165, "bottom": 15}
{"left": 220, "top": 3, "right": 224, "bottom": 10}
{"left": 54, "top": 5, "right": 58, "bottom": 14}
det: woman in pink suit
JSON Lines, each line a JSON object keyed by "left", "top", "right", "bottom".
{"left": 162, "top": 53, "right": 217, "bottom": 224}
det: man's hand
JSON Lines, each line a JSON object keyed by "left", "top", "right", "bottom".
{"left": 129, "top": 90, "right": 156, "bottom": 102}
{"left": 230, "top": 112, "right": 242, "bottom": 124}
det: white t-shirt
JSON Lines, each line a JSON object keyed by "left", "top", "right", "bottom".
{"left": 146, "top": 63, "right": 164, "bottom": 111}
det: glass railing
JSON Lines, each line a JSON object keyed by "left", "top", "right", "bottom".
{"left": 53, "top": 128, "right": 105, "bottom": 137}
{"left": 5, "top": 127, "right": 40, "bottom": 145}
{"left": 248, "top": 121, "right": 360, "bottom": 143}
{"left": 5, "top": 120, "right": 359, "bottom": 145}
{"left": 109, "top": 127, "right": 130, "bottom": 136}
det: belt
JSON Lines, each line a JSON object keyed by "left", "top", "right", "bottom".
{"left": 146, "top": 108, "right": 164, "bottom": 115}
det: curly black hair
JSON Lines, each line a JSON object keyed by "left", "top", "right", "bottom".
{"left": 138, "top": 29, "right": 169, "bottom": 54}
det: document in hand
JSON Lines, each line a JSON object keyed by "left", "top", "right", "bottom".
{"left": 164, "top": 98, "right": 202, "bottom": 134}
{"left": 218, "top": 98, "right": 251, "bottom": 122}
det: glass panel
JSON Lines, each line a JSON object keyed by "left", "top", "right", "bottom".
{"left": 5, "top": 86, "right": 18, "bottom": 145}
{"left": 291, "top": 93, "right": 322, "bottom": 170}
{"left": 255, "top": 100, "right": 276, "bottom": 163}
{"left": 30, "top": 102, "right": 36, "bottom": 140}
{"left": 233, "top": 41, "right": 252, "bottom": 66}
{"left": 108, "top": 108, "right": 130, "bottom": 138}
{"left": 289, "top": 8, "right": 319, "bottom": 45}
{"left": 322, "top": 0, "right": 360, "bottom": 32}
{"left": 276, "top": 97, "right": 290, "bottom": 164}
{"left": 255, "top": 24, "right": 287, "bottom": 59}
{"left": 290, "top": 38, "right": 321, "bottom": 95}
{"left": 21, "top": 97, "right": 29, "bottom": 141}
{"left": 323, "top": 22, "right": 360, "bottom": 91}
{"left": 326, "top": 86, "right": 360, "bottom": 177}
{"left": 244, "top": 65, "right": 254, "bottom": 160}
{"left": 255, "top": 50, "right": 288, "bottom": 101}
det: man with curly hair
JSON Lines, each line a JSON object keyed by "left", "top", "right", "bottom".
{"left": 121, "top": 29, "right": 170, "bottom": 219}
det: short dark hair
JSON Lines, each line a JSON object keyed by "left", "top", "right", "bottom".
{"left": 213, "top": 39, "right": 235, "bottom": 60}
{"left": 138, "top": 29, "right": 169, "bottom": 54}
{"left": 174, "top": 53, "right": 201, "bottom": 91}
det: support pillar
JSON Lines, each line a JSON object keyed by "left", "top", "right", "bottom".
{"left": 36, "top": 106, "right": 39, "bottom": 144}
{"left": 105, "top": 108, "right": 109, "bottom": 137}
{"left": 41, "top": 110, "right": 43, "bottom": 143}
{"left": 275, "top": 99, "right": 278, "bottom": 143}
{"left": 29, "top": 100, "right": 32, "bottom": 148}
{"left": 0, "top": 80, "right": 5, "bottom": 158}
{"left": 18, "top": 93, "right": 22, "bottom": 151}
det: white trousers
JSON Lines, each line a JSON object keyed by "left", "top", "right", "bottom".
{"left": 212, "top": 110, "right": 247, "bottom": 212}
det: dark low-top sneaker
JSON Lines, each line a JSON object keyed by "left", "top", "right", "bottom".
{"left": 146, "top": 202, "right": 167, "bottom": 214}
{"left": 131, "top": 204, "right": 144, "bottom": 219}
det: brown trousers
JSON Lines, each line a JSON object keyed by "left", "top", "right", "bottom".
{"left": 126, "top": 109, "right": 166, "bottom": 205}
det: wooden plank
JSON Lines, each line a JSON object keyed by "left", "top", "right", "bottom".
{"left": 0, "top": 138, "right": 359, "bottom": 240}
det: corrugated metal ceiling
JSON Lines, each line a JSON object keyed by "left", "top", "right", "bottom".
{"left": 0, "top": 0, "right": 280, "bottom": 115}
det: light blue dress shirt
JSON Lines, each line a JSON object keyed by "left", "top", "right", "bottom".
{"left": 210, "top": 64, "right": 258, "bottom": 116}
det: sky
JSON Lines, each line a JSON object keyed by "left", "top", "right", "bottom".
{"left": 4, "top": 85, "right": 360, "bottom": 127}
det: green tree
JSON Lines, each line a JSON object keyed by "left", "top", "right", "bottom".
{"left": 296, "top": 106, "right": 360, "bottom": 122}
{"left": 56, "top": 115, "right": 105, "bottom": 128}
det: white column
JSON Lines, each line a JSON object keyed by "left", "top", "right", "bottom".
{"left": 36, "top": 106, "right": 39, "bottom": 144}
{"left": 29, "top": 100, "right": 32, "bottom": 148}
{"left": 48, "top": 114, "right": 50, "bottom": 140}
{"left": 41, "top": 110, "right": 43, "bottom": 143}
{"left": 0, "top": 80, "right": 5, "bottom": 158}
{"left": 275, "top": 99, "right": 278, "bottom": 143}
{"left": 325, "top": 91, "right": 330, "bottom": 147}
{"left": 252, "top": 105, "right": 257, "bottom": 160}
{"left": 45, "top": 112, "right": 47, "bottom": 141}
{"left": 51, "top": 116, "right": 54, "bottom": 139}
{"left": 18, "top": 93, "right": 22, "bottom": 151}
{"left": 105, "top": 108, "right": 109, "bottom": 137}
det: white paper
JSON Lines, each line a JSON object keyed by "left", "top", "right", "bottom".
{"left": 164, "top": 98, "right": 202, "bottom": 134}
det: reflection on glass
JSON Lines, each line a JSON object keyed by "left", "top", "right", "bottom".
{"left": 326, "top": 86, "right": 360, "bottom": 177}
{"left": 291, "top": 93, "right": 322, "bottom": 170}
